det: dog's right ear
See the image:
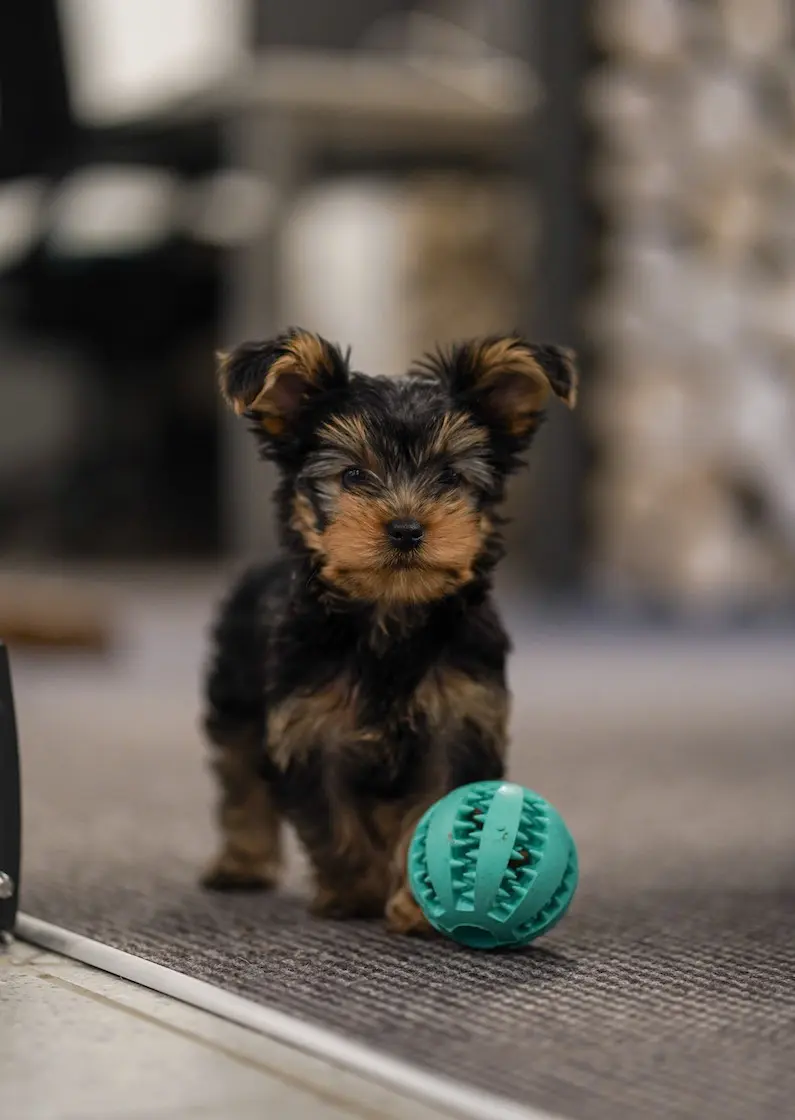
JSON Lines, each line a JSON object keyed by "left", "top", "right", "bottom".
{"left": 217, "top": 328, "right": 349, "bottom": 440}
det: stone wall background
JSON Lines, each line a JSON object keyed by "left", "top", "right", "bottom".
{"left": 586, "top": 0, "right": 795, "bottom": 614}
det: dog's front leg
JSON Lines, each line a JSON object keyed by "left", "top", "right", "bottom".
{"left": 384, "top": 703, "right": 508, "bottom": 936}
{"left": 385, "top": 807, "right": 435, "bottom": 936}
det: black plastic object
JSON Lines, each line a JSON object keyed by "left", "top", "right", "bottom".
{"left": 0, "top": 643, "right": 21, "bottom": 934}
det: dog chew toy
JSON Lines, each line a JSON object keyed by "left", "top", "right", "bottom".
{"left": 408, "top": 781, "right": 578, "bottom": 949}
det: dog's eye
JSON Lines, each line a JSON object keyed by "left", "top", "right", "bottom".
{"left": 341, "top": 467, "right": 366, "bottom": 490}
{"left": 437, "top": 467, "right": 460, "bottom": 488}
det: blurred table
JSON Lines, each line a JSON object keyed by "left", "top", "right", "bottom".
{"left": 218, "top": 48, "right": 537, "bottom": 557}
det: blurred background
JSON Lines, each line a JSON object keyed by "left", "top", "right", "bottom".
{"left": 4, "top": 10, "right": 795, "bottom": 1117}
{"left": 2, "top": 0, "right": 795, "bottom": 624}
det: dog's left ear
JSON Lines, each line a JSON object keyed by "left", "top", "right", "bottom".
{"left": 442, "top": 336, "right": 578, "bottom": 441}
{"left": 217, "top": 328, "right": 348, "bottom": 440}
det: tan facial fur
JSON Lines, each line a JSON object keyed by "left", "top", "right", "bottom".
{"left": 320, "top": 488, "right": 483, "bottom": 604}
{"left": 290, "top": 410, "right": 494, "bottom": 605}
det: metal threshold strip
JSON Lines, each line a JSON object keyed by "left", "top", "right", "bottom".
{"left": 16, "top": 912, "right": 560, "bottom": 1120}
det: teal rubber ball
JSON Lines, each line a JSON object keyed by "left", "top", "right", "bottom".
{"left": 408, "top": 781, "right": 578, "bottom": 950}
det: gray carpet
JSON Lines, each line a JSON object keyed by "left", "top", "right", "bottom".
{"left": 13, "top": 585, "right": 795, "bottom": 1120}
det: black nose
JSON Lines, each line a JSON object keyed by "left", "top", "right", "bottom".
{"left": 386, "top": 518, "right": 424, "bottom": 551}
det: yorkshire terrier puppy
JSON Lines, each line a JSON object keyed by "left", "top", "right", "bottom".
{"left": 202, "top": 328, "right": 577, "bottom": 933}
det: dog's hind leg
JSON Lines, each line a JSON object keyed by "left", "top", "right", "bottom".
{"left": 201, "top": 567, "right": 282, "bottom": 891}
{"left": 202, "top": 736, "right": 282, "bottom": 891}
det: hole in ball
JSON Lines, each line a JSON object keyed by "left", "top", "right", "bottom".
{"left": 451, "top": 925, "right": 499, "bottom": 950}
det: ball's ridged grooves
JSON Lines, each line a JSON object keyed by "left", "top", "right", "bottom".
{"left": 408, "top": 781, "right": 578, "bottom": 949}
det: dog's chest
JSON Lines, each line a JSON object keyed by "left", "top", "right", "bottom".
{"left": 267, "top": 673, "right": 410, "bottom": 772}
{"left": 266, "top": 661, "right": 506, "bottom": 775}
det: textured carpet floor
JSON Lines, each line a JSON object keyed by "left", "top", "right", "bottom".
{"left": 13, "top": 584, "right": 795, "bottom": 1120}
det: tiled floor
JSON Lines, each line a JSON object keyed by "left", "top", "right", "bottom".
{"left": 1, "top": 938, "right": 455, "bottom": 1120}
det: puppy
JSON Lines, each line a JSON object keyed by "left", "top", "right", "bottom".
{"left": 202, "top": 328, "right": 577, "bottom": 933}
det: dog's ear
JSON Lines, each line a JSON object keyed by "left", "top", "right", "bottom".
{"left": 217, "top": 328, "right": 349, "bottom": 439}
{"left": 436, "top": 335, "right": 577, "bottom": 442}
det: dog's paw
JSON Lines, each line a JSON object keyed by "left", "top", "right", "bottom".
{"left": 385, "top": 886, "right": 434, "bottom": 936}
{"left": 310, "top": 884, "right": 384, "bottom": 920}
{"left": 200, "top": 851, "right": 279, "bottom": 892}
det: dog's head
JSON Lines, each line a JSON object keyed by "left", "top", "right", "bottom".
{"left": 219, "top": 328, "right": 577, "bottom": 605}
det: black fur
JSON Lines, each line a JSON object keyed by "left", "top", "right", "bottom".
{"left": 203, "top": 329, "right": 576, "bottom": 927}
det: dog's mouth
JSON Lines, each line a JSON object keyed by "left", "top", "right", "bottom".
{"left": 321, "top": 556, "right": 472, "bottom": 604}
{"left": 387, "top": 551, "right": 426, "bottom": 569}
{"left": 383, "top": 559, "right": 467, "bottom": 588}
{"left": 340, "top": 557, "right": 448, "bottom": 576}
{"left": 330, "top": 556, "right": 460, "bottom": 581}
